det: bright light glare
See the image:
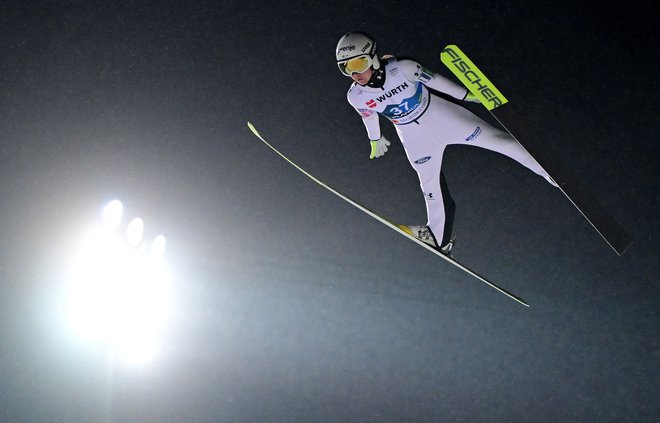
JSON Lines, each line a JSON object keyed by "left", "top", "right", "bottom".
{"left": 149, "top": 235, "right": 167, "bottom": 260}
{"left": 126, "top": 217, "right": 144, "bottom": 246}
{"left": 102, "top": 200, "right": 123, "bottom": 230}
{"left": 65, "top": 201, "right": 170, "bottom": 365}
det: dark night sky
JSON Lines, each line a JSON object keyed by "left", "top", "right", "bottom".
{"left": 1, "top": 1, "right": 658, "bottom": 422}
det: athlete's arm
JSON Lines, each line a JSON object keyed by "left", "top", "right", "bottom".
{"left": 347, "top": 88, "right": 382, "bottom": 140}
{"left": 398, "top": 59, "right": 469, "bottom": 100}
{"left": 347, "top": 88, "right": 387, "bottom": 158}
{"left": 358, "top": 110, "right": 382, "bottom": 140}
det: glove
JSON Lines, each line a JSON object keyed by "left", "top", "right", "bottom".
{"left": 369, "top": 136, "right": 391, "bottom": 159}
{"left": 464, "top": 90, "right": 480, "bottom": 103}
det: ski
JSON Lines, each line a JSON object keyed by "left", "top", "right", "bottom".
{"left": 247, "top": 122, "right": 529, "bottom": 307}
{"left": 441, "top": 45, "right": 632, "bottom": 256}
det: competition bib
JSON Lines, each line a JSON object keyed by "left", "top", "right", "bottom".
{"left": 353, "top": 60, "right": 430, "bottom": 125}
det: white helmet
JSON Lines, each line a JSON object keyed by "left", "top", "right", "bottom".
{"left": 335, "top": 31, "right": 381, "bottom": 76}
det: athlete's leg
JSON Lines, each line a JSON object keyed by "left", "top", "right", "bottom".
{"left": 454, "top": 122, "right": 557, "bottom": 186}
{"left": 399, "top": 137, "right": 453, "bottom": 246}
{"left": 416, "top": 155, "right": 449, "bottom": 246}
{"left": 428, "top": 97, "right": 557, "bottom": 187}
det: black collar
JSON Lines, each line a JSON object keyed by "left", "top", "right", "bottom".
{"left": 366, "top": 67, "right": 386, "bottom": 89}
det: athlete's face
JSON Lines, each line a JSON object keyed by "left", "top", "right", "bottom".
{"left": 351, "top": 67, "right": 373, "bottom": 86}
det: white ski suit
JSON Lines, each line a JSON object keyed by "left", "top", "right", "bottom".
{"left": 347, "top": 57, "right": 553, "bottom": 246}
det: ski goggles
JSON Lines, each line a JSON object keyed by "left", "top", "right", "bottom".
{"left": 337, "top": 54, "right": 373, "bottom": 76}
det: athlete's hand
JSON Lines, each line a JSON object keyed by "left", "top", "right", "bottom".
{"left": 370, "top": 136, "right": 391, "bottom": 159}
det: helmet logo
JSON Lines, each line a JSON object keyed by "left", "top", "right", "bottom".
{"left": 338, "top": 45, "right": 356, "bottom": 53}
{"left": 361, "top": 42, "right": 371, "bottom": 52}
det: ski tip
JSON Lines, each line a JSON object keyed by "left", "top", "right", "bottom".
{"left": 247, "top": 121, "right": 258, "bottom": 136}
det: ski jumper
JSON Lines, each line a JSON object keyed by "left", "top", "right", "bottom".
{"left": 347, "top": 58, "right": 553, "bottom": 246}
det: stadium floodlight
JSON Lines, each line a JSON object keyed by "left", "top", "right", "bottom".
{"left": 64, "top": 200, "right": 171, "bottom": 364}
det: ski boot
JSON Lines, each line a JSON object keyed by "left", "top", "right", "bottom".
{"left": 398, "top": 225, "right": 455, "bottom": 257}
